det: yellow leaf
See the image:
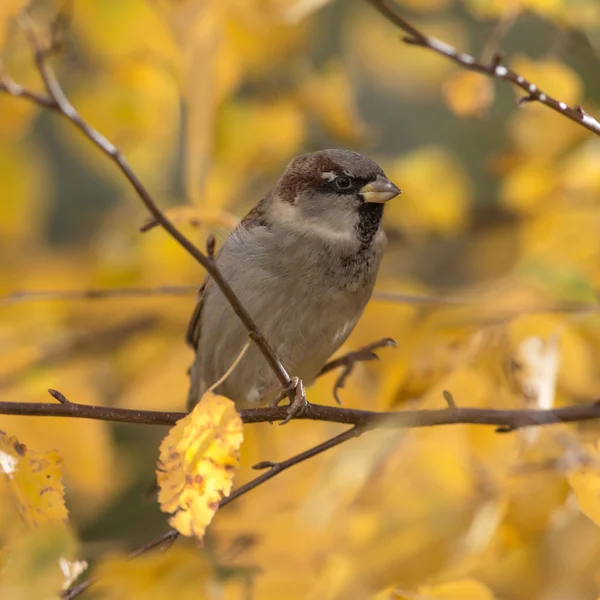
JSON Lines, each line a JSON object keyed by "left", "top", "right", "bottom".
{"left": 560, "top": 139, "right": 600, "bottom": 201}
{"left": 157, "top": 391, "right": 243, "bottom": 539}
{"left": 567, "top": 443, "right": 600, "bottom": 528}
{"left": 0, "top": 522, "right": 82, "bottom": 599}
{"left": 0, "top": 0, "right": 26, "bottom": 46}
{"left": 0, "top": 142, "right": 49, "bottom": 248}
{"left": 500, "top": 160, "right": 558, "bottom": 214}
{"left": 417, "top": 578, "right": 496, "bottom": 599}
{"left": 443, "top": 71, "right": 495, "bottom": 119}
{"left": 465, "top": 0, "right": 563, "bottom": 19}
{"left": 64, "top": 61, "right": 180, "bottom": 189}
{"left": 74, "top": 0, "right": 179, "bottom": 63}
{"left": 385, "top": 146, "right": 471, "bottom": 235}
{"left": 217, "top": 98, "right": 306, "bottom": 175}
{"left": 94, "top": 546, "right": 218, "bottom": 600}
{"left": 297, "top": 61, "right": 372, "bottom": 144}
{"left": 345, "top": 9, "right": 468, "bottom": 99}
{"left": 0, "top": 431, "right": 68, "bottom": 528}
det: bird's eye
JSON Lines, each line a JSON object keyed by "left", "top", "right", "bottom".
{"left": 335, "top": 176, "right": 352, "bottom": 190}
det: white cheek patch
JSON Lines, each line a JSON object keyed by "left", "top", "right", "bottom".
{"left": 272, "top": 200, "right": 357, "bottom": 243}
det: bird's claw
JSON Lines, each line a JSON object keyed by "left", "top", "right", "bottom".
{"left": 322, "top": 337, "right": 396, "bottom": 404}
{"left": 279, "top": 377, "right": 308, "bottom": 425}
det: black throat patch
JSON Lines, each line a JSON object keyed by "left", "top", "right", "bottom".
{"left": 356, "top": 202, "right": 384, "bottom": 248}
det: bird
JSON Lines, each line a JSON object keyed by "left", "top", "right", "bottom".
{"left": 186, "top": 149, "right": 401, "bottom": 410}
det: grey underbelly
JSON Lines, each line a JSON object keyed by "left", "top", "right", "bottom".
{"left": 198, "top": 281, "right": 371, "bottom": 404}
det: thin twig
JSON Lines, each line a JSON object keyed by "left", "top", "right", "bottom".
{"left": 0, "top": 285, "right": 199, "bottom": 305}
{"left": 0, "top": 13, "right": 295, "bottom": 405}
{"left": 3, "top": 391, "right": 600, "bottom": 431}
{"left": 61, "top": 577, "right": 95, "bottom": 600}
{"left": 3, "top": 287, "right": 600, "bottom": 322}
{"left": 366, "top": 0, "right": 600, "bottom": 136}
{"left": 128, "top": 529, "right": 179, "bottom": 560}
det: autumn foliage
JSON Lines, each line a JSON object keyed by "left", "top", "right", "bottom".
{"left": 3, "top": 1, "right": 600, "bottom": 599}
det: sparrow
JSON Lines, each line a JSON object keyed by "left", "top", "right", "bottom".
{"left": 186, "top": 149, "right": 401, "bottom": 410}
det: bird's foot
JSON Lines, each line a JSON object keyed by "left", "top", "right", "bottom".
{"left": 317, "top": 337, "right": 397, "bottom": 404}
{"left": 278, "top": 376, "right": 308, "bottom": 425}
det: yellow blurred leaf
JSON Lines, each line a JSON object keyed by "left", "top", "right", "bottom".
{"left": 0, "top": 142, "right": 49, "bottom": 248}
{"left": 500, "top": 160, "right": 558, "bottom": 214}
{"left": 560, "top": 139, "right": 600, "bottom": 202}
{"left": 0, "top": 522, "right": 82, "bottom": 599}
{"left": 74, "top": 0, "right": 179, "bottom": 63}
{"left": 217, "top": 98, "right": 306, "bottom": 175}
{"left": 417, "top": 578, "right": 495, "bottom": 599}
{"left": 0, "top": 95, "right": 38, "bottom": 139}
{"left": 346, "top": 9, "right": 468, "bottom": 99}
{"left": 0, "top": 431, "right": 68, "bottom": 528}
{"left": 94, "top": 546, "right": 219, "bottom": 600}
{"left": 567, "top": 443, "right": 600, "bottom": 528}
{"left": 443, "top": 71, "right": 495, "bottom": 118}
{"left": 64, "top": 60, "right": 180, "bottom": 188}
{"left": 157, "top": 391, "right": 243, "bottom": 539}
{"left": 465, "top": 0, "right": 562, "bottom": 19}
{"left": 518, "top": 208, "right": 600, "bottom": 281}
{"left": 0, "top": 0, "right": 25, "bottom": 46}
{"left": 386, "top": 146, "right": 471, "bottom": 235}
{"left": 297, "top": 61, "right": 372, "bottom": 144}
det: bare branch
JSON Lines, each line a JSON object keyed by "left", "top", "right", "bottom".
{"left": 0, "top": 285, "right": 199, "bottom": 305}
{"left": 366, "top": 0, "right": 600, "bottom": 136}
{"left": 3, "top": 393, "right": 600, "bottom": 431}
{"left": 4, "top": 286, "right": 599, "bottom": 324}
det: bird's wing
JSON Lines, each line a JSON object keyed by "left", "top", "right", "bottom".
{"left": 184, "top": 196, "right": 269, "bottom": 350}
{"left": 185, "top": 279, "right": 208, "bottom": 349}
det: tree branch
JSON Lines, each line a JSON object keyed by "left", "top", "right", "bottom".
{"left": 0, "top": 13, "right": 296, "bottom": 404}
{"left": 366, "top": 0, "right": 600, "bottom": 136}
{"left": 4, "top": 389, "right": 600, "bottom": 432}
{"left": 0, "top": 285, "right": 199, "bottom": 305}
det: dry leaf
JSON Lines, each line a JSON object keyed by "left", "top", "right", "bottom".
{"left": 0, "top": 430, "right": 68, "bottom": 528}
{"left": 157, "top": 391, "right": 243, "bottom": 539}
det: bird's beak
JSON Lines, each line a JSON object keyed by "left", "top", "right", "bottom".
{"left": 360, "top": 176, "right": 402, "bottom": 204}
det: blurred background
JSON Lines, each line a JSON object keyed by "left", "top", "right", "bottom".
{"left": 3, "top": 0, "right": 600, "bottom": 598}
